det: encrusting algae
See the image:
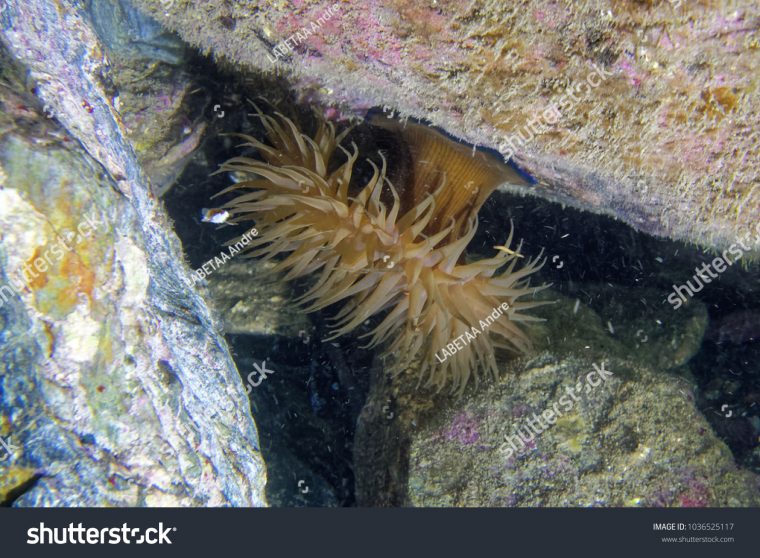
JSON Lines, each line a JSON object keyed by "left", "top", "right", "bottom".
{"left": 212, "top": 104, "right": 549, "bottom": 396}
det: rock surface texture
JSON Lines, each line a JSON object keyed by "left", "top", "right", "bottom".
{"left": 407, "top": 356, "right": 760, "bottom": 507}
{"left": 0, "top": 0, "right": 266, "bottom": 506}
{"left": 354, "top": 291, "right": 760, "bottom": 506}
{"left": 132, "top": 0, "right": 759, "bottom": 256}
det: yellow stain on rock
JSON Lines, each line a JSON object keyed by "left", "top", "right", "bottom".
{"left": 0, "top": 466, "right": 39, "bottom": 503}
{"left": 25, "top": 239, "right": 98, "bottom": 317}
{"left": 554, "top": 414, "right": 586, "bottom": 454}
{"left": 700, "top": 86, "right": 739, "bottom": 120}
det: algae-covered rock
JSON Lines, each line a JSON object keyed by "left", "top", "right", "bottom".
{"left": 201, "top": 260, "right": 312, "bottom": 337}
{"left": 406, "top": 357, "right": 760, "bottom": 506}
{"left": 88, "top": 0, "right": 205, "bottom": 195}
{"left": 354, "top": 290, "right": 758, "bottom": 506}
{"left": 0, "top": 1, "right": 265, "bottom": 506}
{"left": 132, "top": 0, "right": 759, "bottom": 256}
{"left": 530, "top": 284, "right": 709, "bottom": 372}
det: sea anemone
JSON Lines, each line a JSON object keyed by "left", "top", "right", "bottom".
{"left": 212, "top": 104, "right": 548, "bottom": 396}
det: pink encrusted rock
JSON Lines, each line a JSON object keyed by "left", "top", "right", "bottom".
{"left": 132, "top": 0, "right": 759, "bottom": 256}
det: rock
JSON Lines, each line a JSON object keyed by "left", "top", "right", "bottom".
{"left": 131, "top": 0, "right": 759, "bottom": 256}
{"left": 707, "top": 309, "right": 760, "bottom": 345}
{"left": 88, "top": 0, "right": 205, "bottom": 195}
{"left": 89, "top": 0, "right": 185, "bottom": 65}
{"left": 533, "top": 284, "right": 708, "bottom": 372}
{"left": 353, "top": 291, "right": 759, "bottom": 506}
{"left": 406, "top": 356, "right": 760, "bottom": 506}
{"left": 201, "top": 260, "right": 312, "bottom": 337}
{"left": 0, "top": 1, "right": 265, "bottom": 506}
